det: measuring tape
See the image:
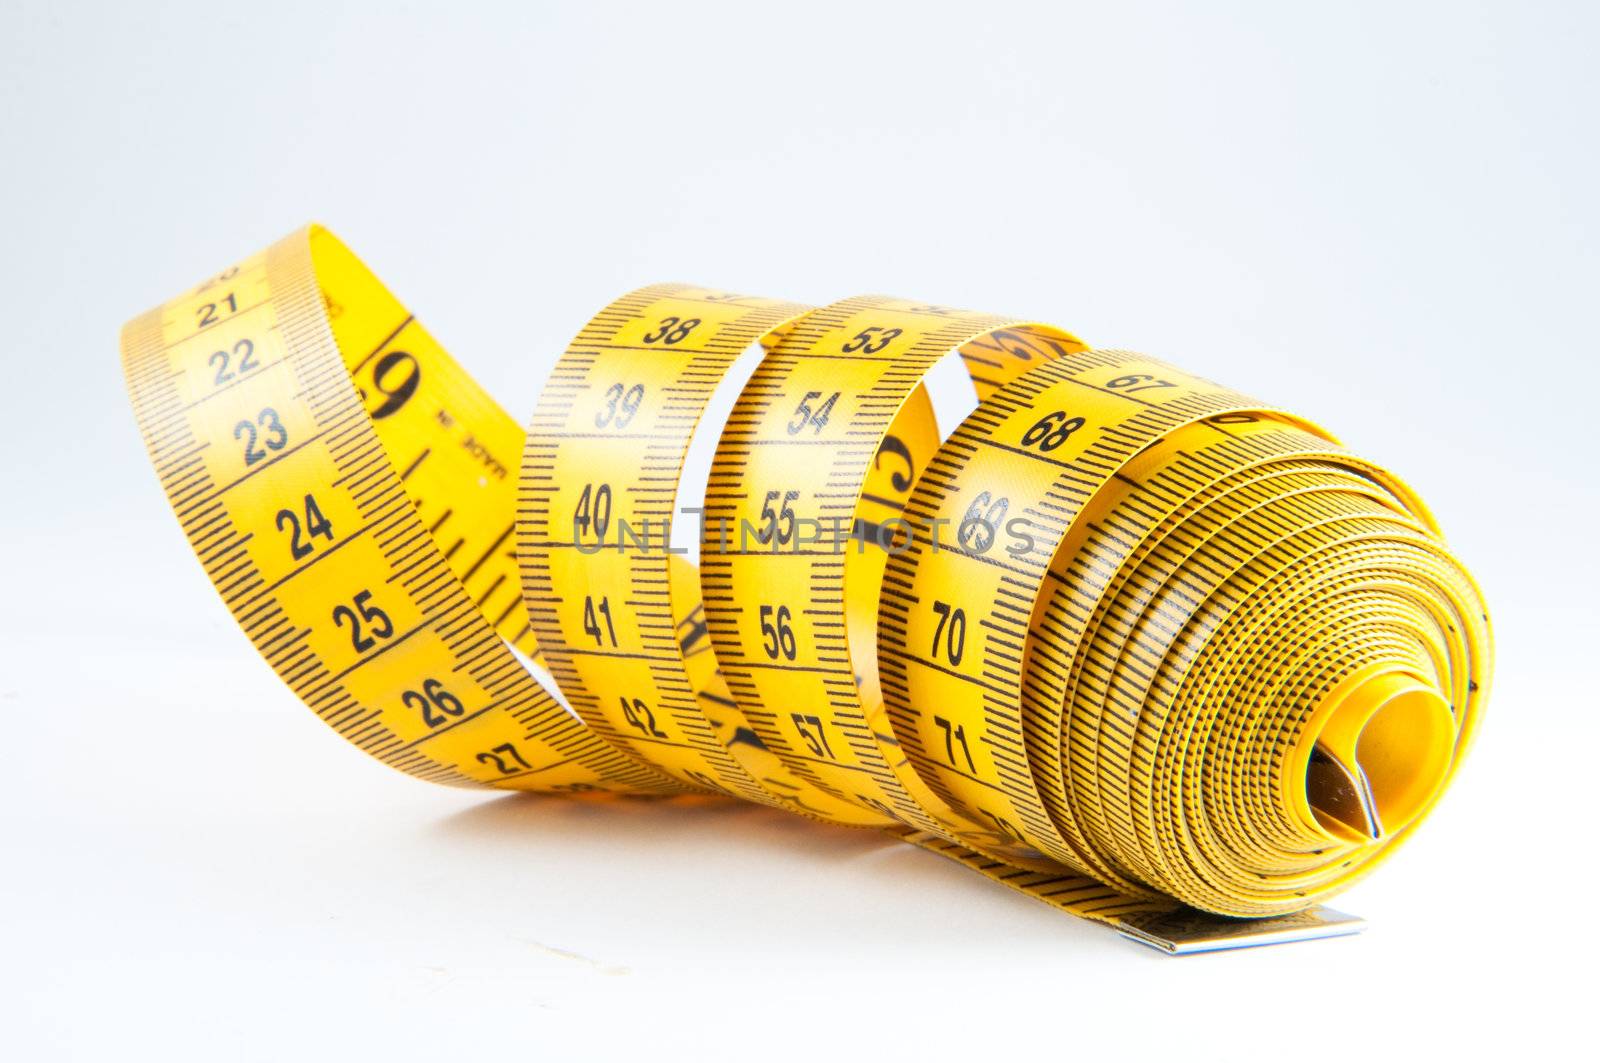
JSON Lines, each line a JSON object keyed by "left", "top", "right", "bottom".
{"left": 121, "top": 226, "right": 1491, "bottom": 953}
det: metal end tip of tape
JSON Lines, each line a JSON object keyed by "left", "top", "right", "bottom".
{"left": 1115, "top": 906, "right": 1367, "bottom": 955}
{"left": 1307, "top": 742, "right": 1384, "bottom": 840}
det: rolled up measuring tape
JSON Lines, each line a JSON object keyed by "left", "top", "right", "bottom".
{"left": 121, "top": 226, "right": 1491, "bottom": 953}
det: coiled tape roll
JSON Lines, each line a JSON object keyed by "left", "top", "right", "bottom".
{"left": 121, "top": 227, "right": 1491, "bottom": 953}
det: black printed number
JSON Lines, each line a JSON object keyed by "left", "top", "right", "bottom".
{"left": 368, "top": 351, "right": 421, "bottom": 420}
{"left": 403, "top": 678, "right": 466, "bottom": 728}
{"left": 477, "top": 742, "right": 532, "bottom": 775}
{"left": 574, "top": 482, "right": 612, "bottom": 544}
{"left": 196, "top": 292, "right": 238, "bottom": 328}
{"left": 583, "top": 595, "right": 618, "bottom": 646}
{"left": 641, "top": 316, "right": 700, "bottom": 345}
{"left": 595, "top": 382, "right": 645, "bottom": 429}
{"left": 787, "top": 391, "right": 839, "bottom": 435}
{"left": 195, "top": 265, "right": 238, "bottom": 294}
{"left": 759, "top": 604, "right": 797, "bottom": 660}
{"left": 874, "top": 434, "right": 915, "bottom": 492}
{"left": 1105, "top": 373, "right": 1177, "bottom": 394}
{"left": 275, "top": 493, "right": 334, "bottom": 560}
{"left": 757, "top": 490, "right": 799, "bottom": 545}
{"left": 934, "top": 715, "right": 976, "bottom": 772}
{"left": 931, "top": 600, "right": 966, "bottom": 666}
{"left": 790, "top": 713, "right": 834, "bottom": 758}
{"left": 1020, "top": 410, "right": 1084, "bottom": 453}
{"left": 209, "top": 338, "right": 260, "bottom": 386}
{"left": 234, "top": 407, "right": 288, "bottom": 465}
{"left": 331, "top": 589, "right": 393, "bottom": 653}
{"left": 620, "top": 696, "right": 667, "bottom": 738}
{"left": 841, "top": 326, "right": 902, "bottom": 355}
{"left": 981, "top": 809, "right": 1024, "bottom": 844}
{"left": 957, "top": 491, "right": 1009, "bottom": 553}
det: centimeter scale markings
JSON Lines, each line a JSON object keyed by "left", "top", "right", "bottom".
{"left": 880, "top": 352, "right": 1293, "bottom": 899}
{"left": 122, "top": 226, "right": 1492, "bottom": 953}
{"left": 517, "top": 285, "right": 889, "bottom": 820}
{"left": 123, "top": 229, "right": 677, "bottom": 795}
{"left": 700, "top": 298, "right": 1121, "bottom": 873}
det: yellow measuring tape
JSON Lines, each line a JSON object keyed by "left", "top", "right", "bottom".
{"left": 121, "top": 226, "right": 1491, "bottom": 953}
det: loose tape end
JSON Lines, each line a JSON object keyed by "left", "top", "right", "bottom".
{"left": 1115, "top": 906, "right": 1366, "bottom": 954}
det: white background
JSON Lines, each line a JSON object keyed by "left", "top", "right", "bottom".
{"left": 2, "top": 1, "right": 1595, "bottom": 1059}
